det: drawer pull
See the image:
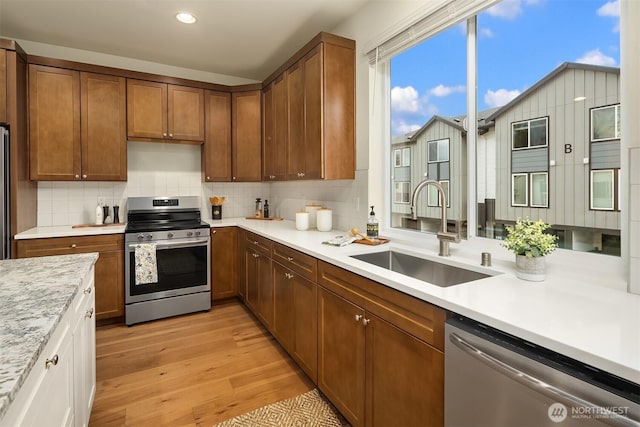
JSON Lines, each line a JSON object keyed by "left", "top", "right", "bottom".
{"left": 212, "top": 230, "right": 217, "bottom": 234}
{"left": 45, "top": 355, "right": 59, "bottom": 369}
{"left": 285, "top": 272, "right": 294, "bottom": 279}
{"left": 85, "top": 308, "right": 94, "bottom": 319}
{"left": 362, "top": 318, "right": 371, "bottom": 326}
{"left": 354, "top": 314, "right": 363, "bottom": 322}
{"left": 71, "top": 244, "right": 77, "bottom": 248}
{"left": 252, "top": 253, "right": 259, "bottom": 258}
{"left": 253, "top": 241, "right": 259, "bottom": 245}
{"left": 287, "top": 256, "right": 294, "bottom": 262}
{"left": 84, "top": 287, "right": 92, "bottom": 294}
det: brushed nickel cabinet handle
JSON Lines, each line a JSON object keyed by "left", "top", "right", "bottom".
{"left": 354, "top": 314, "right": 363, "bottom": 322}
{"left": 82, "top": 174, "right": 87, "bottom": 179}
{"left": 206, "top": 176, "right": 211, "bottom": 180}
{"left": 71, "top": 244, "right": 77, "bottom": 248}
{"left": 169, "top": 133, "right": 173, "bottom": 138}
{"left": 285, "top": 272, "right": 293, "bottom": 279}
{"left": 163, "top": 132, "right": 167, "bottom": 137}
{"left": 45, "top": 355, "right": 59, "bottom": 368}
{"left": 252, "top": 253, "right": 259, "bottom": 258}
{"left": 75, "top": 174, "right": 80, "bottom": 179}
{"left": 85, "top": 308, "right": 94, "bottom": 318}
{"left": 84, "top": 287, "right": 92, "bottom": 294}
{"left": 362, "top": 318, "right": 370, "bottom": 326}
{"left": 287, "top": 256, "right": 293, "bottom": 262}
{"left": 212, "top": 230, "right": 217, "bottom": 234}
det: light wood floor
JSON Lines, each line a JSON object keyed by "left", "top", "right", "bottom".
{"left": 89, "top": 300, "right": 315, "bottom": 426}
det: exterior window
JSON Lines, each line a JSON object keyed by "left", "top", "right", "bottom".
{"left": 428, "top": 139, "right": 449, "bottom": 162}
{"left": 591, "top": 105, "right": 621, "bottom": 141}
{"left": 427, "top": 180, "right": 450, "bottom": 207}
{"left": 512, "top": 174, "right": 528, "bottom": 206}
{"left": 530, "top": 173, "right": 548, "bottom": 208}
{"left": 591, "top": 170, "right": 615, "bottom": 210}
{"left": 512, "top": 118, "right": 548, "bottom": 149}
{"left": 393, "top": 148, "right": 411, "bottom": 167}
{"left": 394, "top": 182, "right": 411, "bottom": 203}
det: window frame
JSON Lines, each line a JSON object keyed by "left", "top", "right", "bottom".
{"left": 590, "top": 169, "right": 617, "bottom": 211}
{"left": 591, "top": 104, "right": 621, "bottom": 142}
{"left": 427, "top": 138, "right": 450, "bottom": 163}
{"left": 511, "top": 117, "right": 549, "bottom": 150}
{"left": 393, "top": 147, "right": 411, "bottom": 167}
{"left": 394, "top": 181, "right": 411, "bottom": 204}
{"left": 511, "top": 173, "right": 529, "bottom": 207}
{"left": 426, "top": 180, "right": 450, "bottom": 207}
{"left": 530, "top": 172, "right": 549, "bottom": 208}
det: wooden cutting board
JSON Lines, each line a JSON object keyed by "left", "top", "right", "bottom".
{"left": 72, "top": 223, "right": 125, "bottom": 228}
{"left": 245, "top": 217, "right": 284, "bottom": 221}
{"left": 353, "top": 237, "right": 390, "bottom": 246}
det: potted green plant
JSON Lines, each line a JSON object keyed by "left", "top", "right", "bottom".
{"left": 501, "top": 218, "right": 558, "bottom": 281}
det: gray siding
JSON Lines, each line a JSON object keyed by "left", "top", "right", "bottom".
{"left": 512, "top": 148, "right": 548, "bottom": 173}
{"left": 493, "top": 66, "right": 620, "bottom": 230}
{"left": 591, "top": 141, "right": 620, "bottom": 169}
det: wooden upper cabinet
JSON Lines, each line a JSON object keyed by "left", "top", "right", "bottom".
{"left": 127, "top": 79, "right": 204, "bottom": 143}
{"left": 231, "top": 90, "right": 262, "bottom": 182}
{"left": 285, "top": 38, "right": 355, "bottom": 181}
{"left": 29, "top": 65, "right": 127, "bottom": 181}
{"left": 81, "top": 73, "right": 127, "bottom": 180}
{"left": 202, "top": 90, "right": 231, "bottom": 181}
{"left": 262, "top": 74, "right": 288, "bottom": 181}
{"left": 29, "top": 65, "right": 81, "bottom": 180}
{"left": 0, "top": 49, "right": 6, "bottom": 123}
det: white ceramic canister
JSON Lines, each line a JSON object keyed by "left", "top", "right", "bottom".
{"left": 295, "top": 211, "right": 309, "bottom": 231}
{"left": 316, "top": 208, "right": 332, "bottom": 232}
{"left": 304, "top": 204, "right": 322, "bottom": 229}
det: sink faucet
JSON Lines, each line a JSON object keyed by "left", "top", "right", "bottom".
{"left": 410, "top": 179, "right": 461, "bottom": 256}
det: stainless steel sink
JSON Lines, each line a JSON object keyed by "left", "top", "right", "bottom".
{"left": 350, "top": 250, "right": 492, "bottom": 287}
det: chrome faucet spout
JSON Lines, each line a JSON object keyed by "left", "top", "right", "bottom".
{"left": 409, "top": 179, "right": 460, "bottom": 256}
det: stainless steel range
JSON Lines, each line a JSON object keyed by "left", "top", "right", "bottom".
{"left": 124, "top": 196, "right": 211, "bottom": 325}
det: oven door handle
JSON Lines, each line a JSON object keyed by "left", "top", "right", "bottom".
{"left": 128, "top": 239, "right": 209, "bottom": 251}
{"left": 449, "top": 333, "right": 638, "bottom": 427}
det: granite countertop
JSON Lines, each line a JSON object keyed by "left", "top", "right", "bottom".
{"left": 0, "top": 253, "right": 99, "bottom": 420}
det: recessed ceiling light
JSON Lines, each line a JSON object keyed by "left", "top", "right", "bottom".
{"left": 176, "top": 12, "right": 197, "bottom": 24}
{"left": 574, "top": 96, "right": 587, "bottom": 102}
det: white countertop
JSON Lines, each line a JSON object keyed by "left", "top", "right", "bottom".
{"left": 207, "top": 218, "right": 640, "bottom": 383}
{"left": 14, "top": 224, "right": 126, "bottom": 239}
{"left": 16, "top": 219, "right": 640, "bottom": 382}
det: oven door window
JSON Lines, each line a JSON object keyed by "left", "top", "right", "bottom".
{"left": 129, "top": 245, "right": 208, "bottom": 296}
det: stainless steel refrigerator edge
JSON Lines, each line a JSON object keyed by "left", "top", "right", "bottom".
{"left": 1, "top": 125, "right": 9, "bottom": 260}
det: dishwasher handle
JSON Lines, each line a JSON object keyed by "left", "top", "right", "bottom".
{"left": 449, "top": 332, "right": 639, "bottom": 427}
{"left": 128, "top": 239, "right": 209, "bottom": 251}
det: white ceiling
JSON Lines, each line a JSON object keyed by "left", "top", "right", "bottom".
{"left": 0, "top": 0, "right": 370, "bottom": 82}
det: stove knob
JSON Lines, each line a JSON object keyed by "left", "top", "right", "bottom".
{"left": 187, "top": 231, "right": 193, "bottom": 237}
{"left": 146, "top": 234, "right": 153, "bottom": 240}
{"left": 167, "top": 232, "right": 174, "bottom": 238}
{"left": 195, "top": 231, "right": 201, "bottom": 236}
{"left": 137, "top": 234, "right": 144, "bottom": 240}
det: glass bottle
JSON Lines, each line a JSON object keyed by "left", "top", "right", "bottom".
{"left": 255, "top": 198, "right": 263, "bottom": 218}
{"left": 367, "top": 205, "right": 379, "bottom": 239}
{"left": 263, "top": 200, "right": 270, "bottom": 218}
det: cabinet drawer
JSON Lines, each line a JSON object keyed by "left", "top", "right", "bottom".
{"left": 16, "top": 234, "right": 124, "bottom": 257}
{"left": 244, "top": 232, "right": 272, "bottom": 256}
{"left": 318, "top": 261, "right": 446, "bottom": 351}
{"left": 272, "top": 242, "right": 317, "bottom": 282}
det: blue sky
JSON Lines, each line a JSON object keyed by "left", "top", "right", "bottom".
{"left": 390, "top": 0, "right": 621, "bottom": 136}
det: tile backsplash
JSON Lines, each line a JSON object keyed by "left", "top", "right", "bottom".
{"left": 37, "top": 141, "right": 368, "bottom": 232}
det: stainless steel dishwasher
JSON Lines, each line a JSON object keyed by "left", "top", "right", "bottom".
{"left": 445, "top": 316, "right": 640, "bottom": 426}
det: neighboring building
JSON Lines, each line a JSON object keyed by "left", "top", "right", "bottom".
{"left": 486, "top": 62, "right": 621, "bottom": 255}
{"left": 392, "top": 62, "right": 621, "bottom": 255}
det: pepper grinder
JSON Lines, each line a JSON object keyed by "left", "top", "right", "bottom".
{"left": 102, "top": 205, "right": 110, "bottom": 222}
{"left": 113, "top": 205, "right": 120, "bottom": 224}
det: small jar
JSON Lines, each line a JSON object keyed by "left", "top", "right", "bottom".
{"left": 295, "top": 211, "right": 309, "bottom": 231}
{"left": 316, "top": 208, "right": 332, "bottom": 232}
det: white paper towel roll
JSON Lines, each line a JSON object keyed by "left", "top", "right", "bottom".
{"left": 295, "top": 211, "right": 309, "bottom": 231}
{"left": 316, "top": 208, "right": 332, "bottom": 232}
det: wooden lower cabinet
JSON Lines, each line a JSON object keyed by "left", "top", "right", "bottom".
{"left": 16, "top": 234, "right": 124, "bottom": 321}
{"left": 273, "top": 261, "right": 318, "bottom": 382}
{"left": 244, "top": 239, "right": 273, "bottom": 330}
{"left": 211, "top": 227, "right": 237, "bottom": 300}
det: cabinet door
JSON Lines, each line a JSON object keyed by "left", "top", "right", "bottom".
{"left": 94, "top": 250, "right": 124, "bottom": 320}
{"left": 287, "top": 62, "right": 304, "bottom": 179}
{"left": 245, "top": 247, "right": 259, "bottom": 311}
{"left": 237, "top": 229, "right": 247, "bottom": 300}
{"left": 168, "top": 84, "right": 204, "bottom": 141}
{"left": 302, "top": 45, "right": 323, "bottom": 180}
{"left": 318, "top": 287, "right": 365, "bottom": 427}
{"left": 0, "top": 49, "right": 6, "bottom": 123}
{"left": 72, "top": 283, "right": 95, "bottom": 427}
{"left": 203, "top": 90, "right": 231, "bottom": 181}
{"left": 211, "top": 227, "right": 237, "bottom": 300}
{"left": 126, "top": 79, "right": 167, "bottom": 139}
{"left": 263, "top": 75, "right": 288, "bottom": 181}
{"left": 231, "top": 91, "right": 262, "bottom": 181}
{"left": 292, "top": 272, "right": 317, "bottom": 383}
{"left": 262, "top": 83, "right": 275, "bottom": 180}
{"left": 256, "top": 252, "right": 273, "bottom": 330}
{"left": 273, "top": 262, "right": 294, "bottom": 352}
{"left": 80, "top": 72, "right": 127, "bottom": 181}
{"left": 366, "top": 313, "right": 444, "bottom": 427}
{"left": 29, "top": 65, "right": 81, "bottom": 180}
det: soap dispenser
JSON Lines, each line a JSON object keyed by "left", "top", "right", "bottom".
{"left": 367, "top": 206, "right": 379, "bottom": 239}
{"left": 95, "top": 203, "right": 104, "bottom": 225}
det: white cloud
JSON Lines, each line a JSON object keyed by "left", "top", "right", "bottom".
{"left": 391, "top": 86, "right": 421, "bottom": 113}
{"left": 479, "top": 27, "right": 494, "bottom": 38}
{"left": 429, "top": 84, "right": 466, "bottom": 97}
{"left": 486, "top": 0, "right": 522, "bottom": 20}
{"left": 576, "top": 49, "right": 617, "bottom": 67}
{"left": 597, "top": 0, "right": 620, "bottom": 17}
{"left": 484, "top": 88, "right": 521, "bottom": 108}
{"left": 393, "top": 120, "right": 422, "bottom": 136}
